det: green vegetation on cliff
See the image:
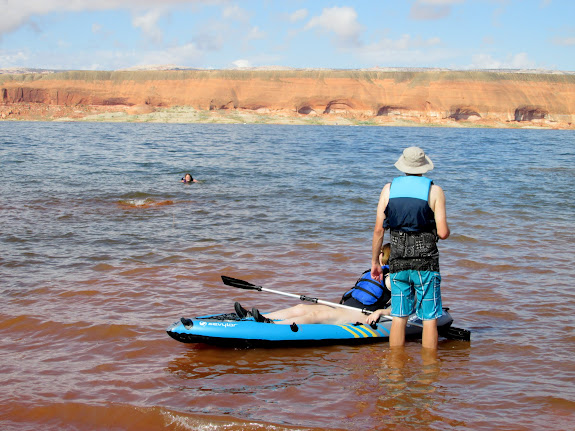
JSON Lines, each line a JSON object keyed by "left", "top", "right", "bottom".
{"left": 1, "top": 69, "right": 574, "bottom": 86}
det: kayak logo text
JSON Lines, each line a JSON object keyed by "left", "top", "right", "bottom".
{"left": 199, "top": 321, "right": 238, "bottom": 328}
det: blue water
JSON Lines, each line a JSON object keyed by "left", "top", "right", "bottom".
{"left": 1, "top": 122, "right": 574, "bottom": 430}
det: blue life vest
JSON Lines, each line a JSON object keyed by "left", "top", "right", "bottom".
{"left": 383, "top": 175, "right": 436, "bottom": 233}
{"left": 384, "top": 175, "right": 440, "bottom": 272}
{"left": 341, "top": 266, "right": 390, "bottom": 306}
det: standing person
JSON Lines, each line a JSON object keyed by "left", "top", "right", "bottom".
{"left": 370, "top": 146, "right": 450, "bottom": 349}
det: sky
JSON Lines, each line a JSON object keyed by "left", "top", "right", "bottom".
{"left": 0, "top": 0, "right": 574, "bottom": 71}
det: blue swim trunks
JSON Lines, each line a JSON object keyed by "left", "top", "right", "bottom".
{"left": 390, "top": 270, "right": 443, "bottom": 320}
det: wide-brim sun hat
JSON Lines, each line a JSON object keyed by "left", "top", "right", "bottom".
{"left": 394, "top": 146, "right": 434, "bottom": 174}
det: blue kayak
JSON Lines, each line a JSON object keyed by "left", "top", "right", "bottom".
{"left": 166, "top": 309, "right": 456, "bottom": 348}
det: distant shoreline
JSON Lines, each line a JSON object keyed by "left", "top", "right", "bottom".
{"left": 0, "top": 105, "right": 571, "bottom": 129}
{"left": 2, "top": 69, "right": 574, "bottom": 129}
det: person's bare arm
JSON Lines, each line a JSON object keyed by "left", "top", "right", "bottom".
{"left": 365, "top": 307, "right": 391, "bottom": 324}
{"left": 371, "top": 184, "right": 390, "bottom": 281}
{"left": 430, "top": 184, "right": 450, "bottom": 239}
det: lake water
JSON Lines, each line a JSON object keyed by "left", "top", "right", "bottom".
{"left": 1, "top": 122, "right": 574, "bottom": 430}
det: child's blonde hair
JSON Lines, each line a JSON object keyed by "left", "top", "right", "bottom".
{"left": 380, "top": 243, "right": 391, "bottom": 265}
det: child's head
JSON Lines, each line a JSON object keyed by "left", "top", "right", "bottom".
{"left": 380, "top": 243, "right": 390, "bottom": 265}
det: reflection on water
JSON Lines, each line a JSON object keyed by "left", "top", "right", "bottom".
{"left": 117, "top": 198, "right": 175, "bottom": 208}
{"left": 1, "top": 122, "right": 574, "bottom": 430}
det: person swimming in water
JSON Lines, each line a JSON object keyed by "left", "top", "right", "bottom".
{"left": 181, "top": 173, "right": 198, "bottom": 183}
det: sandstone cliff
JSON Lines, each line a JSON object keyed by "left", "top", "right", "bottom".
{"left": 1, "top": 70, "right": 574, "bottom": 128}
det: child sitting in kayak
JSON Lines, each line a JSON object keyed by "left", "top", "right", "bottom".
{"left": 234, "top": 244, "right": 392, "bottom": 326}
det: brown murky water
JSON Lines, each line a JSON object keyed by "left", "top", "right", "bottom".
{"left": 1, "top": 123, "right": 573, "bottom": 430}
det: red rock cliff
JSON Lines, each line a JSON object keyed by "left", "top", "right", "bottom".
{"left": 1, "top": 70, "right": 574, "bottom": 127}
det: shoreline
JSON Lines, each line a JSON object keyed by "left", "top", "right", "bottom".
{"left": 1, "top": 104, "right": 572, "bottom": 130}
{"left": 2, "top": 69, "right": 574, "bottom": 130}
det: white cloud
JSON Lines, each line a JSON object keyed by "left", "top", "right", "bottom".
{"left": 232, "top": 59, "right": 251, "bottom": 68}
{"left": 222, "top": 5, "right": 250, "bottom": 22}
{"left": 34, "top": 41, "right": 205, "bottom": 70}
{"left": 482, "top": 36, "right": 495, "bottom": 45}
{"left": 305, "top": 6, "right": 363, "bottom": 46}
{"left": 470, "top": 54, "right": 503, "bottom": 69}
{"left": 289, "top": 9, "right": 308, "bottom": 22}
{"left": 130, "top": 42, "right": 204, "bottom": 68}
{"left": 410, "top": 5, "right": 449, "bottom": 20}
{"left": 132, "top": 9, "right": 164, "bottom": 43}
{"left": 0, "top": 0, "right": 223, "bottom": 35}
{"left": 356, "top": 34, "right": 447, "bottom": 65}
{"left": 192, "top": 32, "right": 224, "bottom": 51}
{"left": 361, "top": 49, "right": 453, "bottom": 67}
{"left": 552, "top": 37, "right": 575, "bottom": 46}
{"left": 364, "top": 34, "right": 441, "bottom": 52}
{"left": 506, "top": 53, "right": 537, "bottom": 68}
{"left": 418, "top": 0, "right": 464, "bottom": 4}
{"left": 247, "top": 26, "right": 266, "bottom": 41}
{"left": 410, "top": 0, "right": 463, "bottom": 20}
{"left": 470, "top": 52, "right": 536, "bottom": 69}
{"left": 0, "top": 50, "right": 29, "bottom": 66}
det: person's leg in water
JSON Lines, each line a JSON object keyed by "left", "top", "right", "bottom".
{"left": 421, "top": 319, "right": 438, "bottom": 349}
{"left": 389, "top": 271, "right": 414, "bottom": 347}
{"left": 389, "top": 270, "right": 441, "bottom": 348}
{"left": 415, "top": 271, "right": 442, "bottom": 350}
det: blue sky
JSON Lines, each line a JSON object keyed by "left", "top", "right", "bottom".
{"left": 0, "top": 0, "right": 573, "bottom": 71}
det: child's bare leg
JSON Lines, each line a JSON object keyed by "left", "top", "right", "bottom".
{"left": 275, "top": 307, "right": 365, "bottom": 325}
{"left": 264, "top": 304, "right": 332, "bottom": 321}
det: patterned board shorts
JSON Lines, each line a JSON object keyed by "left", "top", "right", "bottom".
{"left": 390, "top": 270, "right": 443, "bottom": 320}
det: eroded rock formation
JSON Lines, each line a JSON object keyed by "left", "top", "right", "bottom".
{"left": 514, "top": 105, "right": 548, "bottom": 121}
{"left": 1, "top": 70, "right": 574, "bottom": 127}
{"left": 449, "top": 106, "right": 482, "bottom": 121}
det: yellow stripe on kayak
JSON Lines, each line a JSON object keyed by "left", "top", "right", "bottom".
{"left": 337, "top": 324, "right": 379, "bottom": 338}
{"left": 357, "top": 324, "right": 381, "bottom": 337}
{"left": 349, "top": 325, "right": 372, "bottom": 337}
{"left": 338, "top": 325, "right": 362, "bottom": 338}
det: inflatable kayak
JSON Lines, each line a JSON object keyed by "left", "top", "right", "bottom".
{"left": 166, "top": 308, "right": 457, "bottom": 348}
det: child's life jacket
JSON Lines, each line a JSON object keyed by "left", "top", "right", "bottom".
{"left": 340, "top": 266, "right": 390, "bottom": 307}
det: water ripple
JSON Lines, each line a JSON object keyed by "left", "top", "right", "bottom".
{"left": 0, "top": 122, "right": 573, "bottom": 430}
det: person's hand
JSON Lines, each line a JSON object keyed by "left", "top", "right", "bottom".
{"left": 366, "top": 309, "right": 384, "bottom": 325}
{"left": 366, "top": 308, "right": 391, "bottom": 325}
{"left": 371, "top": 263, "right": 383, "bottom": 282}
